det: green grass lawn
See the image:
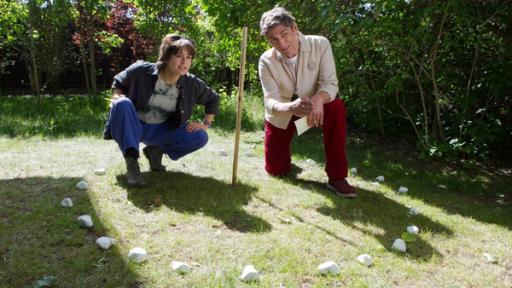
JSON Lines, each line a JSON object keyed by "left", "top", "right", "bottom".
{"left": 0, "top": 95, "right": 511, "bottom": 287}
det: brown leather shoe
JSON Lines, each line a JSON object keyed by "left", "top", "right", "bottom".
{"left": 327, "top": 179, "right": 357, "bottom": 198}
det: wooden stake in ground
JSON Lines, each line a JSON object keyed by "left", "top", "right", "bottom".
{"left": 232, "top": 26, "right": 248, "bottom": 184}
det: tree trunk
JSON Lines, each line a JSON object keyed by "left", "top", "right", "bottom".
{"left": 78, "top": 38, "right": 90, "bottom": 93}
{"left": 28, "top": 27, "right": 41, "bottom": 96}
{"left": 407, "top": 59, "right": 429, "bottom": 146}
{"left": 430, "top": 8, "right": 449, "bottom": 141}
{"left": 88, "top": 40, "right": 97, "bottom": 96}
{"left": 369, "top": 75, "right": 384, "bottom": 135}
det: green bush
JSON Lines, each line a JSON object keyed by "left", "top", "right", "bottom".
{"left": 0, "top": 88, "right": 264, "bottom": 138}
{"left": 0, "top": 93, "right": 109, "bottom": 138}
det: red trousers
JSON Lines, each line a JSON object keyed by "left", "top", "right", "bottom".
{"left": 264, "top": 98, "right": 348, "bottom": 180}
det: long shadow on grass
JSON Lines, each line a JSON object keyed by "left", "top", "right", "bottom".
{"left": 0, "top": 177, "right": 140, "bottom": 287}
{"left": 291, "top": 131, "right": 512, "bottom": 230}
{"left": 347, "top": 145, "right": 512, "bottom": 230}
{"left": 285, "top": 176, "right": 450, "bottom": 261}
{"left": 119, "top": 172, "right": 272, "bottom": 233}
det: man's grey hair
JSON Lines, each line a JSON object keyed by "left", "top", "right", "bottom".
{"left": 259, "top": 7, "right": 296, "bottom": 36}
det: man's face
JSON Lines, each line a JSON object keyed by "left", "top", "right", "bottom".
{"left": 266, "top": 23, "right": 299, "bottom": 58}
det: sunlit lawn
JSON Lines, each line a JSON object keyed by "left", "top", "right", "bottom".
{"left": 1, "top": 128, "right": 511, "bottom": 287}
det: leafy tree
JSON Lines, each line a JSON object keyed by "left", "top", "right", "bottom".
{"left": 0, "top": 0, "right": 73, "bottom": 95}
{"left": 0, "top": 0, "right": 41, "bottom": 95}
{"left": 37, "top": 0, "right": 74, "bottom": 92}
{"left": 130, "top": 0, "right": 198, "bottom": 44}
{"left": 105, "top": 0, "right": 154, "bottom": 73}
{"left": 196, "top": 0, "right": 512, "bottom": 161}
{"left": 72, "top": 0, "right": 108, "bottom": 95}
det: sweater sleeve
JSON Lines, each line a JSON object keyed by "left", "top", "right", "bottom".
{"left": 316, "top": 38, "right": 338, "bottom": 101}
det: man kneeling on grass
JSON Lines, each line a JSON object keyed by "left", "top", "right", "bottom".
{"left": 258, "top": 7, "right": 356, "bottom": 198}
{"left": 103, "top": 34, "right": 219, "bottom": 186}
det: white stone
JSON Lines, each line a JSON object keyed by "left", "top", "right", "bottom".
{"left": 61, "top": 197, "right": 73, "bottom": 208}
{"left": 219, "top": 150, "right": 228, "bottom": 157}
{"left": 398, "top": 186, "right": 408, "bottom": 194}
{"left": 356, "top": 254, "right": 373, "bottom": 266}
{"left": 277, "top": 216, "right": 292, "bottom": 224}
{"left": 171, "top": 261, "right": 191, "bottom": 274}
{"left": 96, "top": 237, "right": 115, "bottom": 250}
{"left": 391, "top": 239, "right": 407, "bottom": 252}
{"left": 406, "top": 225, "right": 419, "bottom": 235}
{"left": 94, "top": 168, "right": 106, "bottom": 175}
{"left": 240, "top": 265, "right": 261, "bottom": 281}
{"left": 375, "top": 175, "right": 385, "bottom": 182}
{"left": 128, "top": 247, "right": 148, "bottom": 263}
{"left": 317, "top": 261, "right": 340, "bottom": 275}
{"left": 350, "top": 167, "right": 358, "bottom": 175}
{"left": 483, "top": 253, "right": 497, "bottom": 264}
{"left": 76, "top": 180, "right": 88, "bottom": 190}
{"left": 408, "top": 207, "right": 419, "bottom": 216}
{"left": 77, "top": 215, "right": 93, "bottom": 228}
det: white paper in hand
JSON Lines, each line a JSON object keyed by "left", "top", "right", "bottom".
{"left": 294, "top": 117, "right": 312, "bottom": 136}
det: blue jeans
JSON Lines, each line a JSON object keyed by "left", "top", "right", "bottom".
{"left": 108, "top": 98, "right": 208, "bottom": 160}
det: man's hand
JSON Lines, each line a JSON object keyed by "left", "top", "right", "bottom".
{"left": 308, "top": 95, "right": 325, "bottom": 127}
{"left": 289, "top": 97, "right": 313, "bottom": 117}
{"left": 307, "top": 92, "right": 330, "bottom": 127}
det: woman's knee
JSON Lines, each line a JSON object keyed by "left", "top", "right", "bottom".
{"left": 196, "top": 130, "right": 209, "bottom": 148}
{"left": 112, "top": 97, "right": 134, "bottom": 111}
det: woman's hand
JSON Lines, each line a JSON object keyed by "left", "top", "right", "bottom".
{"left": 110, "top": 88, "right": 125, "bottom": 107}
{"left": 186, "top": 121, "right": 208, "bottom": 132}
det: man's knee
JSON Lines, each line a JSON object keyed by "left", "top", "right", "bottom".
{"left": 325, "top": 98, "right": 345, "bottom": 112}
{"left": 324, "top": 99, "right": 347, "bottom": 124}
{"left": 264, "top": 149, "right": 291, "bottom": 177}
{"left": 265, "top": 164, "right": 290, "bottom": 177}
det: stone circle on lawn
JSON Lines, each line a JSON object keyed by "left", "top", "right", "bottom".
{"left": 240, "top": 265, "right": 261, "bottom": 281}
{"left": 128, "top": 247, "right": 148, "bottom": 263}
{"left": 77, "top": 215, "right": 93, "bottom": 228}
{"left": 317, "top": 261, "right": 341, "bottom": 275}
{"left": 61, "top": 197, "right": 73, "bottom": 208}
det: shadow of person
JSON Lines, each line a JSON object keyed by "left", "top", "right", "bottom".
{"left": 0, "top": 177, "right": 140, "bottom": 287}
{"left": 344, "top": 144, "right": 512, "bottom": 230}
{"left": 287, "top": 177, "right": 452, "bottom": 261}
{"left": 117, "top": 172, "right": 272, "bottom": 233}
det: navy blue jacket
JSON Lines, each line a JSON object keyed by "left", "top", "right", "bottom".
{"left": 104, "top": 61, "right": 219, "bottom": 139}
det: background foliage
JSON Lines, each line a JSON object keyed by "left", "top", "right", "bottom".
{"left": 0, "top": 0, "right": 511, "bottom": 163}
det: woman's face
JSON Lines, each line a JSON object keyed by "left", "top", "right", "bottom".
{"left": 166, "top": 48, "right": 193, "bottom": 76}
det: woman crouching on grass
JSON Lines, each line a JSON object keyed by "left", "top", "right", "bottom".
{"left": 103, "top": 34, "right": 219, "bottom": 186}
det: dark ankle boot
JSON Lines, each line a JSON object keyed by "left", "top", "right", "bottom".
{"left": 143, "top": 145, "right": 166, "bottom": 172}
{"left": 125, "top": 157, "right": 145, "bottom": 186}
